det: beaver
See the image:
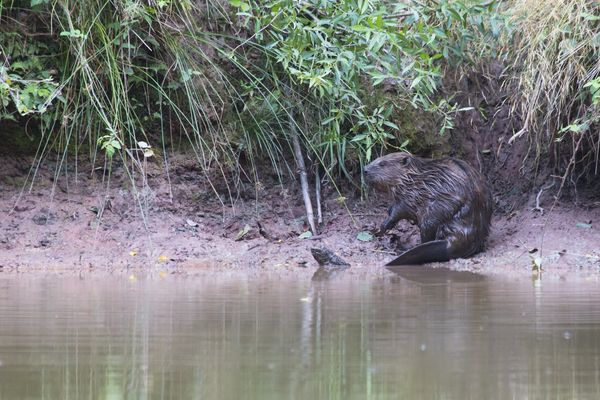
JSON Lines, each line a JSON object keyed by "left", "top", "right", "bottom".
{"left": 364, "top": 152, "right": 493, "bottom": 265}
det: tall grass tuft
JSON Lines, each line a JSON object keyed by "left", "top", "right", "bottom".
{"left": 506, "top": 0, "right": 600, "bottom": 185}
{"left": 0, "top": 0, "right": 298, "bottom": 209}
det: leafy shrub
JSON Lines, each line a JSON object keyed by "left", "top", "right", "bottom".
{"left": 0, "top": 0, "right": 504, "bottom": 190}
{"left": 232, "top": 0, "right": 504, "bottom": 177}
{"left": 0, "top": 30, "right": 61, "bottom": 124}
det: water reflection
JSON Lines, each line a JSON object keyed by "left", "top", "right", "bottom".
{"left": 311, "top": 265, "right": 350, "bottom": 281}
{"left": 386, "top": 265, "right": 485, "bottom": 284}
{"left": 0, "top": 274, "right": 600, "bottom": 399}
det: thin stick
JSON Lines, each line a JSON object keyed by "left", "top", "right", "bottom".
{"left": 286, "top": 87, "right": 317, "bottom": 235}
{"left": 316, "top": 167, "right": 323, "bottom": 225}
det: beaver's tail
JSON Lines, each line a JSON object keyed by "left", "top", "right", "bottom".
{"left": 385, "top": 240, "right": 449, "bottom": 266}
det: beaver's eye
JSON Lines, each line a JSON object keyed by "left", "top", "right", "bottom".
{"left": 400, "top": 158, "right": 409, "bottom": 165}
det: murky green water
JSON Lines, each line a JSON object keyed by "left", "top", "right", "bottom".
{"left": 1, "top": 269, "right": 600, "bottom": 399}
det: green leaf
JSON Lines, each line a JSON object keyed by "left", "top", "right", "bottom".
{"left": 351, "top": 25, "right": 370, "bottom": 32}
{"left": 103, "top": 144, "right": 115, "bottom": 158}
{"left": 359, "top": 0, "right": 369, "bottom": 14}
{"left": 229, "top": 0, "right": 250, "bottom": 12}
{"left": 60, "top": 29, "right": 85, "bottom": 39}
{"left": 582, "top": 12, "right": 600, "bottom": 21}
{"left": 370, "top": 71, "right": 388, "bottom": 86}
{"left": 383, "top": 121, "right": 399, "bottom": 130}
{"left": 410, "top": 75, "right": 423, "bottom": 89}
{"left": 235, "top": 224, "right": 252, "bottom": 241}
{"left": 351, "top": 133, "right": 367, "bottom": 142}
{"left": 560, "top": 122, "right": 589, "bottom": 134}
{"left": 298, "top": 231, "right": 313, "bottom": 239}
{"left": 356, "top": 231, "right": 374, "bottom": 242}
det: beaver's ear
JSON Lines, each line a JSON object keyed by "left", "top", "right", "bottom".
{"left": 400, "top": 157, "right": 409, "bottom": 165}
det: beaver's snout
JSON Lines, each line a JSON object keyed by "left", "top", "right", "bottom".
{"left": 363, "top": 162, "right": 377, "bottom": 182}
{"left": 364, "top": 158, "right": 382, "bottom": 174}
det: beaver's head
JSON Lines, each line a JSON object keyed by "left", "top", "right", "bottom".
{"left": 364, "top": 152, "right": 415, "bottom": 189}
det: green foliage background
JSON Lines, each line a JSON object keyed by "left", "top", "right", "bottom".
{"left": 0, "top": 0, "right": 598, "bottom": 190}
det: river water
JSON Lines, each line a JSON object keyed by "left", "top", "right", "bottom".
{"left": 1, "top": 268, "right": 600, "bottom": 399}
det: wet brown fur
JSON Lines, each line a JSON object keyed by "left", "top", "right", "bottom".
{"left": 364, "top": 152, "right": 493, "bottom": 261}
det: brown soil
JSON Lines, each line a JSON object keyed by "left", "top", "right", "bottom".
{"left": 1, "top": 153, "right": 599, "bottom": 279}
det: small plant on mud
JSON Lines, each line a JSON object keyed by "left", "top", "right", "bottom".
{"left": 97, "top": 135, "right": 122, "bottom": 159}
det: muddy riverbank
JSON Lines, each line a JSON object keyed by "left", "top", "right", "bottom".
{"left": 1, "top": 154, "right": 599, "bottom": 278}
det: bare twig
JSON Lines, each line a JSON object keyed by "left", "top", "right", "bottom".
{"left": 286, "top": 87, "right": 317, "bottom": 235}
{"left": 315, "top": 167, "right": 323, "bottom": 225}
{"left": 532, "top": 180, "right": 556, "bottom": 214}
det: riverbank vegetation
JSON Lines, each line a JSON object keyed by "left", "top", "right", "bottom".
{"left": 1, "top": 0, "right": 598, "bottom": 212}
